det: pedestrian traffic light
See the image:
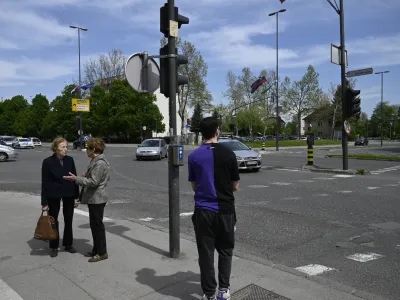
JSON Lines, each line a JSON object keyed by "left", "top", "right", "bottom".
{"left": 345, "top": 88, "right": 361, "bottom": 118}
{"left": 176, "top": 53, "right": 188, "bottom": 93}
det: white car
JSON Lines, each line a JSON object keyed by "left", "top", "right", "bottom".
{"left": 30, "top": 137, "right": 42, "bottom": 146}
{"left": 0, "top": 144, "right": 18, "bottom": 162}
{"left": 136, "top": 139, "right": 168, "bottom": 160}
{"left": 218, "top": 139, "right": 262, "bottom": 171}
{"left": 13, "top": 137, "right": 34, "bottom": 149}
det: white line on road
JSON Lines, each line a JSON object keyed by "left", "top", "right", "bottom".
{"left": 298, "top": 180, "right": 315, "bottom": 183}
{"left": 270, "top": 182, "right": 292, "bottom": 186}
{"left": 180, "top": 212, "right": 194, "bottom": 216}
{"left": 0, "top": 277, "right": 24, "bottom": 300}
{"left": 314, "top": 177, "right": 336, "bottom": 180}
{"left": 338, "top": 190, "right": 352, "bottom": 193}
{"left": 248, "top": 185, "right": 269, "bottom": 188}
{"left": 367, "top": 187, "right": 379, "bottom": 190}
{"left": 276, "top": 168, "right": 299, "bottom": 172}
{"left": 295, "top": 264, "right": 335, "bottom": 276}
{"left": 139, "top": 217, "right": 154, "bottom": 222}
{"left": 314, "top": 193, "right": 329, "bottom": 197}
{"left": 333, "top": 174, "right": 355, "bottom": 178}
{"left": 346, "top": 252, "right": 384, "bottom": 262}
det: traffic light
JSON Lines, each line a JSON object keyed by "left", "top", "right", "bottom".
{"left": 160, "top": 4, "right": 189, "bottom": 37}
{"left": 345, "top": 88, "right": 361, "bottom": 118}
{"left": 76, "top": 115, "right": 81, "bottom": 131}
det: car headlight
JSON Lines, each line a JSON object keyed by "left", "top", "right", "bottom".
{"left": 257, "top": 153, "right": 262, "bottom": 159}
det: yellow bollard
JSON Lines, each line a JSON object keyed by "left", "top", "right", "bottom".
{"left": 307, "top": 146, "right": 313, "bottom": 165}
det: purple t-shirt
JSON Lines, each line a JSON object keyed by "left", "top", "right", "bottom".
{"left": 188, "top": 143, "right": 240, "bottom": 213}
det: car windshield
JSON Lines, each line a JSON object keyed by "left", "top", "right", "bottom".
{"left": 141, "top": 140, "right": 160, "bottom": 147}
{"left": 19, "top": 138, "right": 29, "bottom": 142}
{"left": 221, "top": 141, "right": 249, "bottom": 151}
{"left": 3, "top": 137, "right": 13, "bottom": 141}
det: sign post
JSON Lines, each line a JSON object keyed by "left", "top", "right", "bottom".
{"left": 72, "top": 99, "right": 90, "bottom": 112}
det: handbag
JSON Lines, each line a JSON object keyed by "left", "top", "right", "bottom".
{"left": 34, "top": 211, "right": 58, "bottom": 240}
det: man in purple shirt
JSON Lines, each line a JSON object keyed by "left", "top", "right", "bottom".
{"left": 188, "top": 117, "right": 240, "bottom": 300}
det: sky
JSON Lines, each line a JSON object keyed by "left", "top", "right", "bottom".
{"left": 1, "top": 0, "right": 400, "bottom": 119}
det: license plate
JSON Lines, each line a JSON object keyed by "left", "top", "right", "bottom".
{"left": 247, "top": 161, "right": 257, "bottom": 165}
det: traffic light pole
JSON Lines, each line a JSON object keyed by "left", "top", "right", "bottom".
{"left": 339, "top": 0, "right": 348, "bottom": 170}
{"left": 167, "top": 0, "right": 180, "bottom": 259}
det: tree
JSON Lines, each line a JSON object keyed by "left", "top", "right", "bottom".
{"left": 370, "top": 101, "right": 396, "bottom": 138}
{"left": 190, "top": 103, "right": 203, "bottom": 144}
{"left": 281, "top": 65, "right": 324, "bottom": 138}
{"left": 84, "top": 49, "right": 126, "bottom": 87}
{"left": 0, "top": 95, "right": 29, "bottom": 135}
{"left": 161, "top": 38, "right": 212, "bottom": 135}
{"left": 31, "top": 94, "right": 50, "bottom": 137}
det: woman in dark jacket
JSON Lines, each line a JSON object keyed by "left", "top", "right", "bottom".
{"left": 41, "top": 137, "right": 79, "bottom": 257}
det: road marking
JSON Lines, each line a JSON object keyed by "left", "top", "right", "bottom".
{"left": 295, "top": 264, "right": 335, "bottom": 276}
{"left": 338, "top": 190, "right": 352, "bottom": 193}
{"left": 314, "top": 177, "right": 336, "bottom": 180}
{"left": 384, "top": 183, "right": 399, "bottom": 187}
{"left": 371, "top": 165, "right": 400, "bottom": 174}
{"left": 276, "top": 168, "right": 299, "bottom": 172}
{"left": 139, "top": 217, "right": 154, "bottom": 222}
{"left": 367, "top": 187, "right": 379, "bottom": 190}
{"left": 248, "top": 185, "right": 269, "bottom": 188}
{"left": 314, "top": 193, "right": 329, "bottom": 197}
{"left": 282, "top": 197, "right": 301, "bottom": 200}
{"left": 346, "top": 252, "right": 384, "bottom": 262}
{"left": 0, "top": 277, "right": 24, "bottom": 300}
{"left": 180, "top": 212, "right": 193, "bottom": 217}
{"left": 298, "top": 180, "right": 315, "bottom": 183}
{"left": 74, "top": 208, "right": 112, "bottom": 221}
{"left": 333, "top": 174, "right": 355, "bottom": 178}
{"left": 270, "top": 182, "right": 291, "bottom": 186}
{"left": 0, "top": 181, "right": 17, "bottom": 184}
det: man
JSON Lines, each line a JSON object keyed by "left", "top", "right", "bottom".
{"left": 188, "top": 117, "right": 240, "bottom": 300}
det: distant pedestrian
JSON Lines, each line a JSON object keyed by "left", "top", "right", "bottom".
{"left": 41, "top": 137, "right": 79, "bottom": 257}
{"left": 188, "top": 117, "right": 240, "bottom": 300}
{"left": 63, "top": 138, "right": 110, "bottom": 263}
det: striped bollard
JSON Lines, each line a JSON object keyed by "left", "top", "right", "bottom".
{"left": 307, "top": 146, "right": 313, "bottom": 165}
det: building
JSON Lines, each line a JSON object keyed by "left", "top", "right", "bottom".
{"left": 303, "top": 106, "right": 339, "bottom": 138}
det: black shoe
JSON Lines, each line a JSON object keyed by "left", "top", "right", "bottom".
{"left": 84, "top": 252, "right": 96, "bottom": 257}
{"left": 50, "top": 249, "right": 58, "bottom": 257}
{"left": 65, "top": 246, "right": 77, "bottom": 253}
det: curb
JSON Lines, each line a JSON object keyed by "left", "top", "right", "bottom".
{"left": 302, "top": 165, "right": 358, "bottom": 175}
{"left": 326, "top": 155, "right": 400, "bottom": 162}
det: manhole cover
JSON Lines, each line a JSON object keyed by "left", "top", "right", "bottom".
{"left": 232, "top": 284, "right": 291, "bottom": 299}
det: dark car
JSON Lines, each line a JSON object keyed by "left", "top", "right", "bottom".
{"left": 355, "top": 137, "right": 368, "bottom": 146}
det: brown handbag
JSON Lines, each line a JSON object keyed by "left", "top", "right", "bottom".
{"left": 34, "top": 211, "right": 58, "bottom": 240}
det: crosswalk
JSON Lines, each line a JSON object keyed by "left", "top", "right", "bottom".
{"left": 370, "top": 165, "right": 400, "bottom": 175}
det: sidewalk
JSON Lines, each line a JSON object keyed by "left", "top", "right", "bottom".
{"left": 0, "top": 191, "right": 371, "bottom": 300}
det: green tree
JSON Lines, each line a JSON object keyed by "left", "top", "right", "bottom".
{"left": 190, "top": 103, "right": 203, "bottom": 143}
{"left": 161, "top": 37, "right": 212, "bottom": 135}
{"left": 0, "top": 96, "right": 29, "bottom": 135}
{"left": 370, "top": 101, "right": 396, "bottom": 138}
{"left": 31, "top": 94, "right": 50, "bottom": 137}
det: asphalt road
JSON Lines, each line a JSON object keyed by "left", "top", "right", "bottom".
{"left": 1, "top": 146, "right": 400, "bottom": 299}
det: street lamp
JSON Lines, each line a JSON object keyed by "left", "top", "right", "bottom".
{"left": 70, "top": 25, "right": 88, "bottom": 149}
{"left": 269, "top": 8, "right": 286, "bottom": 151}
{"left": 375, "top": 70, "right": 389, "bottom": 146}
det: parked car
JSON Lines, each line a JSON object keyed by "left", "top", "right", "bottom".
{"left": 218, "top": 138, "right": 262, "bottom": 171}
{"left": 0, "top": 136, "right": 16, "bottom": 146}
{"left": 0, "top": 144, "right": 18, "bottom": 162}
{"left": 136, "top": 138, "right": 168, "bottom": 160}
{"left": 29, "top": 137, "right": 42, "bottom": 146}
{"left": 355, "top": 137, "right": 368, "bottom": 146}
{"left": 12, "top": 137, "right": 34, "bottom": 149}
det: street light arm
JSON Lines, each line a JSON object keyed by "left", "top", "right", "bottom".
{"left": 326, "top": 0, "right": 340, "bottom": 14}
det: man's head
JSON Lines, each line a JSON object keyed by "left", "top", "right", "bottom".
{"left": 200, "top": 117, "right": 219, "bottom": 140}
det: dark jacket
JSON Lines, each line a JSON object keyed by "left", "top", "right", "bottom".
{"left": 75, "top": 154, "right": 110, "bottom": 205}
{"left": 41, "top": 153, "right": 79, "bottom": 205}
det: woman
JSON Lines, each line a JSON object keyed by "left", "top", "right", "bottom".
{"left": 64, "top": 138, "right": 110, "bottom": 263}
{"left": 41, "top": 137, "right": 79, "bottom": 257}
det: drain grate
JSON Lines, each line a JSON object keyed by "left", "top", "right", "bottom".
{"left": 232, "top": 284, "right": 291, "bottom": 300}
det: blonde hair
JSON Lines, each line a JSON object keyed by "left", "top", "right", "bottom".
{"left": 86, "top": 138, "right": 105, "bottom": 154}
{"left": 51, "top": 137, "right": 67, "bottom": 152}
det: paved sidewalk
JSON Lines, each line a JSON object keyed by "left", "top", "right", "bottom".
{"left": 0, "top": 191, "right": 372, "bottom": 300}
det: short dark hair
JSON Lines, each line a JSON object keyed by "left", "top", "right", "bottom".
{"left": 86, "top": 138, "right": 105, "bottom": 154}
{"left": 200, "top": 117, "right": 219, "bottom": 140}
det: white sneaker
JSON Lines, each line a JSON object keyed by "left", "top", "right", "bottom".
{"left": 217, "top": 288, "right": 230, "bottom": 300}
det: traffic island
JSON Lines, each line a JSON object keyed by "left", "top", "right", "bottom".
{"left": 327, "top": 153, "right": 400, "bottom": 161}
{"left": 302, "top": 164, "right": 359, "bottom": 175}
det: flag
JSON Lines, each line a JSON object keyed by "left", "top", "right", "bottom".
{"left": 71, "top": 86, "right": 80, "bottom": 94}
{"left": 81, "top": 82, "right": 95, "bottom": 90}
{"left": 280, "top": 0, "right": 286, "bottom": 3}
{"left": 250, "top": 76, "right": 269, "bottom": 94}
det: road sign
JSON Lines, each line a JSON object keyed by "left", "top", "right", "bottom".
{"left": 331, "top": 43, "right": 348, "bottom": 67}
{"left": 72, "top": 99, "right": 90, "bottom": 112}
{"left": 344, "top": 120, "right": 351, "bottom": 135}
{"left": 169, "top": 20, "right": 178, "bottom": 37}
{"left": 143, "top": 126, "right": 146, "bottom": 131}
{"left": 84, "top": 135, "right": 89, "bottom": 141}
{"left": 185, "top": 123, "right": 189, "bottom": 129}
{"left": 125, "top": 52, "right": 160, "bottom": 93}
{"left": 261, "top": 136, "right": 266, "bottom": 141}
{"left": 346, "top": 68, "right": 373, "bottom": 78}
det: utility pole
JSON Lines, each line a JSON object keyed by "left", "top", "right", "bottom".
{"left": 375, "top": 71, "right": 389, "bottom": 147}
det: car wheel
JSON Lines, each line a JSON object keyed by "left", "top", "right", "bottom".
{"left": 0, "top": 152, "right": 8, "bottom": 162}
{"left": 158, "top": 153, "right": 162, "bottom": 160}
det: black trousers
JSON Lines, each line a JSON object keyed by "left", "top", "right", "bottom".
{"left": 47, "top": 197, "right": 75, "bottom": 249}
{"left": 192, "top": 208, "right": 236, "bottom": 297}
{"left": 88, "top": 203, "right": 107, "bottom": 256}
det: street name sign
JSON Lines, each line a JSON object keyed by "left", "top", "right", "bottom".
{"left": 72, "top": 98, "right": 90, "bottom": 112}
{"left": 346, "top": 68, "right": 373, "bottom": 78}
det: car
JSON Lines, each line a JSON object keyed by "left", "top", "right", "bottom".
{"left": 12, "top": 137, "right": 34, "bottom": 149}
{"left": 355, "top": 137, "right": 368, "bottom": 146}
{"left": 0, "top": 136, "right": 16, "bottom": 147}
{"left": 136, "top": 138, "right": 168, "bottom": 160}
{"left": 29, "top": 137, "right": 42, "bottom": 147}
{"left": 0, "top": 144, "right": 18, "bottom": 162}
{"left": 218, "top": 138, "right": 262, "bottom": 171}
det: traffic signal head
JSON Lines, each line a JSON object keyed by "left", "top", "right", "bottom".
{"left": 176, "top": 54, "right": 188, "bottom": 90}
{"left": 175, "top": 7, "right": 189, "bottom": 28}
{"left": 160, "top": 4, "right": 189, "bottom": 37}
{"left": 345, "top": 88, "right": 361, "bottom": 118}
{"left": 159, "top": 44, "right": 169, "bottom": 97}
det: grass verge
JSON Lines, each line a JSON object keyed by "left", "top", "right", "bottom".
{"left": 327, "top": 153, "right": 400, "bottom": 161}
{"left": 245, "top": 139, "right": 341, "bottom": 148}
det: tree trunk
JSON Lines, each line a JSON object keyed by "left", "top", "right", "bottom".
{"left": 331, "top": 103, "right": 338, "bottom": 140}
{"left": 297, "top": 113, "right": 302, "bottom": 139}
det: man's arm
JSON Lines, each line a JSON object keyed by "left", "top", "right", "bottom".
{"left": 231, "top": 152, "right": 240, "bottom": 191}
{"left": 190, "top": 181, "right": 196, "bottom": 192}
{"left": 188, "top": 155, "right": 196, "bottom": 192}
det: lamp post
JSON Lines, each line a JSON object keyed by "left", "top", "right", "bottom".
{"left": 69, "top": 25, "right": 88, "bottom": 149}
{"left": 375, "top": 71, "right": 389, "bottom": 147}
{"left": 269, "top": 8, "right": 286, "bottom": 151}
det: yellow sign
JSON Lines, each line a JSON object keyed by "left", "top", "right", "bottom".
{"left": 72, "top": 98, "right": 90, "bottom": 112}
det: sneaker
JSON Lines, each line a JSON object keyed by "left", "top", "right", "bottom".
{"left": 202, "top": 295, "right": 216, "bottom": 300}
{"left": 217, "top": 288, "right": 230, "bottom": 300}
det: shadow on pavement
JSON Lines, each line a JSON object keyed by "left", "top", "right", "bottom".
{"left": 135, "top": 268, "right": 202, "bottom": 299}
{"left": 78, "top": 222, "right": 169, "bottom": 257}
{"left": 27, "top": 237, "right": 92, "bottom": 256}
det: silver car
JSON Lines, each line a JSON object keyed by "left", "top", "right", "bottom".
{"left": 0, "top": 144, "right": 18, "bottom": 162}
{"left": 218, "top": 139, "right": 262, "bottom": 171}
{"left": 136, "top": 139, "right": 168, "bottom": 160}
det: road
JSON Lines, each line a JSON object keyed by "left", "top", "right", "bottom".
{"left": 1, "top": 146, "right": 400, "bottom": 299}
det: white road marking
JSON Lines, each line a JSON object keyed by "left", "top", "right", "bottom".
{"left": 283, "top": 197, "right": 302, "bottom": 200}
{"left": 314, "top": 193, "right": 329, "bottom": 197}
{"left": 371, "top": 165, "right": 400, "bottom": 174}
{"left": 139, "top": 217, "right": 154, "bottom": 222}
{"left": 270, "top": 182, "right": 292, "bottom": 186}
{"left": 338, "top": 190, "right": 352, "bottom": 193}
{"left": 0, "top": 278, "right": 24, "bottom": 300}
{"left": 314, "top": 177, "right": 336, "bottom": 180}
{"left": 295, "top": 264, "right": 335, "bottom": 276}
{"left": 332, "top": 174, "right": 355, "bottom": 178}
{"left": 346, "top": 252, "right": 384, "bottom": 262}
{"left": 367, "top": 187, "right": 379, "bottom": 190}
{"left": 248, "top": 185, "right": 269, "bottom": 188}
{"left": 298, "top": 180, "right": 315, "bottom": 183}
{"left": 277, "top": 168, "right": 299, "bottom": 172}
{"left": 180, "top": 212, "right": 193, "bottom": 217}
{"left": 74, "top": 208, "right": 112, "bottom": 221}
